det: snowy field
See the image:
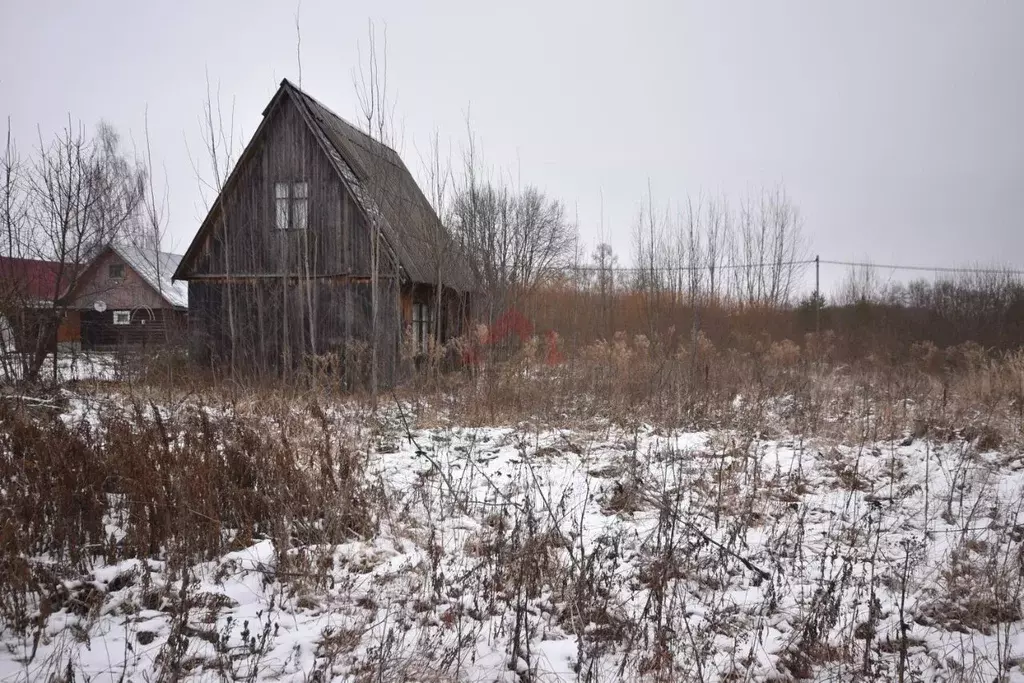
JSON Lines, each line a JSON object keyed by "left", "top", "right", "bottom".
{"left": 2, "top": 394, "right": 1024, "bottom": 682}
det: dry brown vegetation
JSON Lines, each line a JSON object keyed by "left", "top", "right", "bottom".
{"left": 2, "top": 247, "right": 1024, "bottom": 683}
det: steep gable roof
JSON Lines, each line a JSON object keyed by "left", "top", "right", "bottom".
{"left": 68, "top": 244, "right": 187, "bottom": 310}
{"left": 175, "top": 79, "right": 475, "bottom": 292}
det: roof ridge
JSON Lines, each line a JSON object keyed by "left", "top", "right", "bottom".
{"left": 111, "top": 241, "right": 183, "bottom": 256}
{"left": 279, "top": 79, "right": 405, "bottom": 161}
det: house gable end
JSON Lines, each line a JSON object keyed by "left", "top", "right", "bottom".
{"left": 67, "top": 247, "right": 174, "bottom": 312}
{"left": 174, "top": 84, "right": 407, "bottom": 283}
{"left": 175, "top": 92, "right": 348, "bottom": 279}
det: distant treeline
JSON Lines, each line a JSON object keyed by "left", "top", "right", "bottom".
{"left": 513, "top": 268, "right": 1024, "bottom": 360}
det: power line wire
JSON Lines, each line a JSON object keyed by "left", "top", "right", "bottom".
{"left": 557, "top": 258, "right": 1024, "bottom": 276}
{"left": 561, "top": 259, "right": 814, "bottom": 274}
{"left": 819, "top": 259, "right": 1024, "bottom": 276}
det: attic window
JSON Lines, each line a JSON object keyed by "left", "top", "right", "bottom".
{"left": 109, "top": 263, "right": 125, "bottom": 279}
{"left": 274, "top": 181, "right": 309, "bottom": 230}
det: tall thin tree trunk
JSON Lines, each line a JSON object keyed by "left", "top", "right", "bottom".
{"left": 371, "top": 220, "right": 379, "bottom": 400}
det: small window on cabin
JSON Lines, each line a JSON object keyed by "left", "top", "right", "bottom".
{"left": 274, "top": 181, "right": 309, "bottom": 230}
{"left": 109, "top": 263, "right": 125, "bottom": 279}
{"left": 113, "top": 310, "right": 130, "bottom": 325}
{"left": 411, "top": 302, "right": 433, "bottom": 353}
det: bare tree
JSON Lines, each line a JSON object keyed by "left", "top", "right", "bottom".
{"left": 619, "top": 184, "right": 804, "bottom": 324}
{"left": 683, "top": 193, "right": 704, "bottom": 306}
{"left": 591, "top": 242, "right": 618, "bottom": 337}
{"left": 731, "top": 186, "right": 806, "bottom": 308}
{"left": 0, "top": 118, "right": 29, "bottom": 379}
{"left": 1, "top": 119, "right": 27, "bottom": 260}
{"left": 631, "top": 182, "right": 668, "bottom": 336}
{"left": 733, "top": 192, "right": 760, "bottom": 306}
{"left": 13, "top": 121, "right": 147, "bottom": 382}
{"left": 704, "top": 193, "right": 727, "bottom": 305}
{"left": 188, "top": 73, "right": 239, "bottom": 374}
{"left": 354, "top": 19, "right": 403, "bottom": 398}
{"left": 836, "top": 262, "right": 882, "bottom": 305}
{"left": 129, "top": 108, "right": 173, "bottom": 345}
{"left": 416, "top": 128, "right": 454, "bottom": 353}
{"left": 449, "top": 166, "right": 577, "bottom": 323}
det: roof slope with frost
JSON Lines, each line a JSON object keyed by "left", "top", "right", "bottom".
{"left": 112, "top": 244, "right": 188, "bottom": 309}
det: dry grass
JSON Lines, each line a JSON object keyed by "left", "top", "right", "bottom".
{"left": 407, "top": 330, "right": 1024, "bottom": 449}
{"left": 2, "top": 331, "right": 1024, "bottom": 681}
{"left": 0, "top": 393, "right": 378, "bottom": 643}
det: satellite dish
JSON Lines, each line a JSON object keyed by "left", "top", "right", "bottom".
{"left": 94, "top": 301, "right": 107, "bottom": 313}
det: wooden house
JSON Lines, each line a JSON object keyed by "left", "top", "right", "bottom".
{"left": 67, "top": 244, "right": 188, "bottom": 349}
{"left": 172, "top": 80, "right": 474, "bottom": 383}
{"left": 0, "top": 256, "right": 78, "bottom": 353}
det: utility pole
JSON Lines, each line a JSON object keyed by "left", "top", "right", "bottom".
{"left": 815, "top": 254, "right": 821, "bottom": 335}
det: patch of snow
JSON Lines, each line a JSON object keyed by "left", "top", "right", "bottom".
{"left": 3, "top": 401, "right": 1024, "bottom": 681}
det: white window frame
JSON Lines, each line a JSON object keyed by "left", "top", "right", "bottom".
{"left": 274, "top": 181, "right": 309, "bottom": 231}
{"left": 113, "top": 310, "right": 131, "bottom": 326}
{"left": 108, "top": 263, "right": 125, "bottom": 280}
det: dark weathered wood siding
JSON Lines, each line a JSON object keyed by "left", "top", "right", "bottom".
{"left": 188, "top": 277, "right": 402, "bottom": 385}
{"left": 81, "top": 308, "right": 186, "bottom": 350}
{"left": 181, "top": 91, "right": 466, "bottom": 385}
{"left": 185, "top": 95, "right": 379, "bottom": 279}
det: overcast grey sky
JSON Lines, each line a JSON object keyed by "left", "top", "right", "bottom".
{"left": 2, "top": 0, "right": 1022, "bottom": 284}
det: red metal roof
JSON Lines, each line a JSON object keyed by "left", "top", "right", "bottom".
{"left": 0, "top": 256, "right": 65, "bottom": 303}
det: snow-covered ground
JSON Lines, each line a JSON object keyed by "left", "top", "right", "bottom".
{"left": 2, "top": 399, "right": 1024, "bottom": 682}
{"left": 0, "top": 352, "right": 119, "bottom": 384}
